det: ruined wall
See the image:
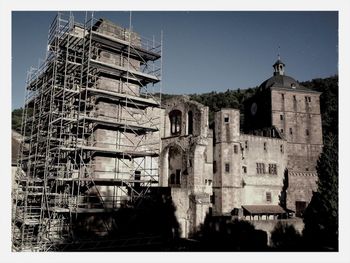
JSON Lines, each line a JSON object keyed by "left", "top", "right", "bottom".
{"left": 161, "top": 96, "right": 212, "bottom": 238}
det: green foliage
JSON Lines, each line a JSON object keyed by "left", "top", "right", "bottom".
{"left": 12, "top": 108, "right": 24, "bottom": 133}
{"left": 189, "top": 87, "right": 257, "bottom": 123}
{"left": 303, "top": 134, "right": 338, "bottom": 251}
{"left": 301, "top": 75, "right": 338, "bottom": 137}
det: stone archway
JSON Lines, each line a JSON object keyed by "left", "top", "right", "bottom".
{"left": 160, "top": 143, "right": 186, "bottom": 187}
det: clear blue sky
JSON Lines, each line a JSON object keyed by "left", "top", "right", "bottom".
{"left": 12, "top": 11, "right": 338, "bottom": 110}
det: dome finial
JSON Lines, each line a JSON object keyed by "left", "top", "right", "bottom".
{"left": 273, "top": 48, "right": 285, "bottom": 76}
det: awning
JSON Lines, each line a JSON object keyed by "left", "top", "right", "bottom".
{"left": 242, "top": 205, "right": 286, "bottom": 215}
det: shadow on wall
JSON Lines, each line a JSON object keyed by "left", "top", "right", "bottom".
{"left": 61, "top": 188, "right": 181, "bottom": 251}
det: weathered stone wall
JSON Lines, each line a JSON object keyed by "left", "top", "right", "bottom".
{"left": 161, "top": 96, "right": 212, "bottom": 238}
{"left": 213, "top": 109, "right": 242, "bottom": 214}
{"left": 213, "top": 109, "right": 288, "bottom": 215}
{"left": 99, "top": 50, "right": 141, "bottom": 72}
{"left": 287, "top": 172, "right": 318, "bottom": 212}
{"left": 270, "top": 89, "right": 323, "bottom": 173}
{"left": 97, "top": 76, "right": 140, "bottom": 96}
{"left": 171, "top": 188, "right": 190, "bottom": 238}
{"left": 162, "top": 96, "right": 209, "bottom": 138}
{"left": 95, "top": 19, "right": 141, "bottom": 47}
{"left": 240, "top": 134, "right": 287, "bottom": 206}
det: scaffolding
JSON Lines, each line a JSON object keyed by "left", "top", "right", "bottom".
{"left": 12, "top": 12, "right": 162, "bottom": 251}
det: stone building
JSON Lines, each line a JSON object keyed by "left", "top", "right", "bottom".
{"left": 160, "top": 58, "right": 323, "bottom": 236}
{"left": 243, "top": 58, "right": 322, "bottom": 215}
{"left": 160, "top": 96, "right": 213, "bottom": 237}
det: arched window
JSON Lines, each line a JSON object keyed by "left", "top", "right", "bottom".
{"left": 188, "top": 111, "right": 193, "bottom": 135}
{"left": 169, "top": 110, "right": 182, "bottom": 135}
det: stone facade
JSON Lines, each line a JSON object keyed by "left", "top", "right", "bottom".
{"left": 160, "top": 59, "right": 323, "bottom": 235}
{"left": 160, "top": 96, "right": 213, "bottom": 237}
{"left": 213, "top": 109, "right": 288, "bottom": 215}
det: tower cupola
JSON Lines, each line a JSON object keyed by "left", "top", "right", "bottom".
{"left": 273, "top": 55, "right": 285, "bottom": 76}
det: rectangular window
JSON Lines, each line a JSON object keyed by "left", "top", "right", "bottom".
{"left": 280, "top": 144, "right": 284, "bottom": 153}
{"left": 281, "top": 94, "right": 284, "bottom": 100}
{"left": 245, "top": 140, "right": 248, "bottom": 149}
{"left": 266, "top": 192, "right": 272, "bottom": 202}
{"left": 210, "top": 194, "right": 215, "bottom": 205}
{"left": 281, "top": 128, "right": 284, "bottom": 134}
{"left": 280, "top": 114, "right": 284, "bottom": 120}
{"left": 289, "top": 128, "right": 293, "bottom": 135}
{"left": 306, "top": 129, "right": 309, "bottom": 136}
{"left": 225, "top": 163, "right": 230, "bottom": 173}
{"left": 175, "top": 169, "right": 181, "bottom": 185}
{"left": 242, "top": 166, "right": 247, "bottom": 174}
{"left": 170, "top": 174, "right": 175, "bottom": 185}
{"left": 268, "top": 164, "right": 277, "bottom": 175}
{"left": 256, "top": 163, "right": 265, "bottom": 174}
{"left": 293, "top": 95, "right": 296, "bottom": 101}
{"left": 308, "top": 97, "right": 311, "bottom": 102}
{"left": 234, "top": 145, "right": 238, "bottom": 154}
{"left": 224, "top": 115, "right": 229, "bottom": 123}
{"left": 263, "top": 142, "right": 267, "bottom": 151}
{"left": 213, "top": 161, "right": 217, "bottom": 173}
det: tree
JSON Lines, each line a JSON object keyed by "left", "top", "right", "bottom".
{"left": 303, "top": 134, "right": 338, "bottom": 251}
{"left": 12, "top": 108, "right": 24, "bottom": 133}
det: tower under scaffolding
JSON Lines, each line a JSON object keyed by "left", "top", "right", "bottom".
{"left": 12, "top": 12, "right": 162, "bottom": 251}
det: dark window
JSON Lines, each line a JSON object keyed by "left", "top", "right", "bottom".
{"left": 242, "top": 166, "right": 247, "bottom": 174}
{"left": 264, "top": 142, "right": 267, "bottom": 151}
{"left": 188, "top": 111, "right": 193, "bottom": 135}
{"left": 170, "top": 174, "right": 175, "bottom": 184}
{"left": 308, "top": 97, "right": 311, "bottom": 102}
{"left": 175, "top": 169, "right": 181, "bottom": 185}
{"left": 280, "top": 114, "right": 284, "bottom": 120}
{"left": 225, "top": 163, "right": 230, "bottom": 173}
{"left": 213, "top": 161, "right": 217, "bottom": 173}
{"left": 210, "top": 194, "right": 215, "bottom": 204}
{"left": 280, "top": 144, "right": 284, "bottom": 153}
{"left": 306, "top": 129, "right": 309, "bottom": 136}
{"left": 224, "top": 115, "right": 229, "bottom": 123}
{"left": 281, "top": 128, "right": 284, "bottom": 134}
{"left": 266, "top": 192, "right": 272, "bottom": 202}
{"left": 245, "top": 140, "right": 248, "bottom": 149}
{"left": 289, "top": 128, "right": 293, "bottom": 135}
{"left": 234, "top": 145, "right": 238, "bottom": 154}
{"left": 296, "top": 201, "right": 307, "bottom": 217}
{"left": 305, "top": 96, "right": 308, "bottom": 102}
{"left": 281, "top": 94, "right": 284, "bottom": 100}
{"left": 189, "top": 159, "right": 192, "bottom": 167}
{"left": 256, "top": 163, "right": 265, "bottom": 174}
{"left": 268, "top": 164, "right": 277, "bottom": 175}
{"left": 169, "top": 110, "right": 182, "bottom": 135}
{"left": 293, "top": 95, "right": 296, "bottom": 101}
{"left": 134, "top": 170, "right": 141, "bottom": 190}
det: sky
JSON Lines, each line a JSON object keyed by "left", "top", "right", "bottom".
{"left": 11, "top": 11, "right": 338, "bottom": 110}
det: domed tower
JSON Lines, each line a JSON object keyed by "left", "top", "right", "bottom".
{"left": 244, "top": 57, "right": 323, "bottom": 215}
